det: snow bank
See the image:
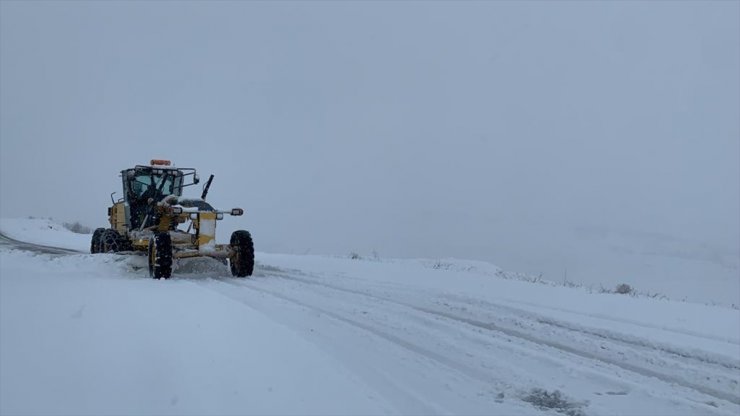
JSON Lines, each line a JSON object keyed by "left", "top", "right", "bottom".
{"left": 0, "top": 217, "right": 89, "bottom": 252}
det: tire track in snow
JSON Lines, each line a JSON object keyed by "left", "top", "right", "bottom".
{"left": 434, "top": 294, "right": 740, "bottom": 371}
{"left": 196, "top": 277, "right": 524, "bottom": 415}
{"left": 492, "top": 297, "right": 740, "bottom": 345}
{"left": 415, "top": 304, "right": 740, "bottom": 406}
{"left": 250, "top": 269, "right": 740, "bottom": 407}
{"left": 275, "top": 271, "right": 739, "bottom": 369}
{"left": 205, "top": 277, "right": 511, "bottom": 388}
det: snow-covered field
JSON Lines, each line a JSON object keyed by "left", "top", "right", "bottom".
{"left": 1, "top": 218, "right": 739, "bottom": 415}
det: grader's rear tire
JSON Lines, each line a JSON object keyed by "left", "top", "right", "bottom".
{"left": 148, "top": 232, "right": 173, "bottom": 279}
{"left": 90, "top": 228, "right": 105, "bottom": 253}
{"left": 229, "top": 230, "right": 254, "bottom": 277}
{"left": 100, "top": 229, "right": 130, "bottom": 253}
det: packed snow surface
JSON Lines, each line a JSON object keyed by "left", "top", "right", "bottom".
{"left": 1, "top": 218, "right": 739, "bottom": 415}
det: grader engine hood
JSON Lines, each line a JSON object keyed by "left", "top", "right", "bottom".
{"left": 172, "top": 198, "right": 217, "bottom": 212}
{"left": 161, "top": 196, "right": 243, "bottom": 218}
{"left": 157, "top": 195, "right": 244, "bottom": 251}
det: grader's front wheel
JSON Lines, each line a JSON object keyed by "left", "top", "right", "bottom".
{"left": 148, "top": 232, "right": 173, "bottom": 279}
{"left": 229, "top": 230, "right": 254, "bottom": 277}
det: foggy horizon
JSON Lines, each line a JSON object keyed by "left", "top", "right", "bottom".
{"left": 1, "top": 1, "right": 738, "bottom": 287}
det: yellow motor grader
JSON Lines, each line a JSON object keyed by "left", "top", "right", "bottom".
{"left": 91, "top": 159, "right": 254, "bottom": 279}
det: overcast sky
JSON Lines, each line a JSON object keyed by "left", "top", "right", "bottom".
{"left": 1, "top": 1, "right": 738, "bottom": 283}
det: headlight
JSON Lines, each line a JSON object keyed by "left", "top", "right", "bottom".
{"left": 230, "top": 208, "right": 244, "bottom": 216}
{"left": 216, "top": 213, "right": 224, "bottom": 220}
{"left": 189, "top": 213, "right": 198, "bottom": 220}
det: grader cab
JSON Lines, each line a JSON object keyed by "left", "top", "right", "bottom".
{"left": 91, "top": 159, "right": 254, "bottom": 279}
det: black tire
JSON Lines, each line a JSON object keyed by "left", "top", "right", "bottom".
{"left": 90, "top": 228, "right": 106, "bottom": 253}
{"left": 229, "top": 230, "right": 254, "bottom": 277}
{"left": 100, "top": 229, "right": 131, "bottom": 253}
{"left": 148, "top": 232, "right": 172, "bottom": 279}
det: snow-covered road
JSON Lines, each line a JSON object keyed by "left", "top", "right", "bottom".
{"left": 1, "top": 219, "right": 738, "bottom": 415}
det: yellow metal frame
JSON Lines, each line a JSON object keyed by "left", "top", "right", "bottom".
{"left": 107, "top": 202, "right": 234, "bottom": 260}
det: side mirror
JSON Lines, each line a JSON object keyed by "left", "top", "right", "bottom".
{"left": 193, "top": 174, "right": 200, "bottom": 185}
